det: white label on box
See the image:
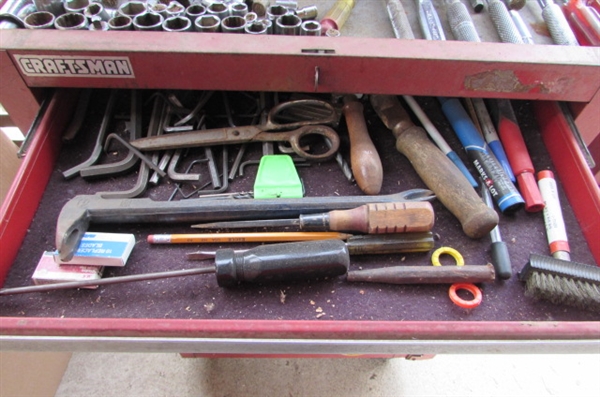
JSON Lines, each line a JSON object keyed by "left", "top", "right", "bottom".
{"left": 14, "top": 55, "right": 135, "bottom": 78}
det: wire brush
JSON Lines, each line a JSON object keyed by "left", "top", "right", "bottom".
{"left": 519, "top": 254, "right": 600, "bottom": 312}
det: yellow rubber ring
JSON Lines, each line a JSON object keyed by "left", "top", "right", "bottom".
{"left": 431, "top": 247, "right": 465, "bottom": 267}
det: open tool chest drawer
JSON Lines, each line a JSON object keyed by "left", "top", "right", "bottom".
{"left": 1, "top": 0, "right": 599, "bottom": 355}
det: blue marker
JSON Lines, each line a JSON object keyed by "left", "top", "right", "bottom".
{"left": 471, "top": 98, "right": 516, "bottom": 183}
{"left": 402, "top": 95, "right": 479, "bottom": 188}
{"left": 438, "top": 97, "right": 524, "bottom": 214}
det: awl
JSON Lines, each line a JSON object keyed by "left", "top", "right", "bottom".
{"left": 192, "top": 202, "right": 435, "bottom": 234}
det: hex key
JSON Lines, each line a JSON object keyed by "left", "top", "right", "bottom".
{"left": 62, "top": 88, "right": 92, "bottom": 142}
{"left": 100, "top": 95, "right": 165, "bottom": 199}
{"left": 168, "top": 149, "right": 201, "bottom": 181}
{"left": 62, "top": 90, "right": 118, "bottom": 179}
{"left": 80, "top": 90, "right": 143, "bottom": 179}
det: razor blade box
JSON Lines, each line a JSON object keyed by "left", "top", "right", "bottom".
{"left": 33, "top": 251, "right": 104, "bottom": 289}
{"left": 54, "top": 232, "right": 136, "bottom": 267}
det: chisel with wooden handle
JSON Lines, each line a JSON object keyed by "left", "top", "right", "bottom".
{"left": 370, "top": 95, "right": 498, "bottom": 239}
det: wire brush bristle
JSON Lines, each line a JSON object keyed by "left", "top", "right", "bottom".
{"left": 524, "top": 272, "right": 600, "bottom": 311}
{"left": 520, "top": 254, "right": 600, "bottom": 312}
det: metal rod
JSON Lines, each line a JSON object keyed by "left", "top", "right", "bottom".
{"left": 0, "top": 266, "right": 216, "bottom": 296}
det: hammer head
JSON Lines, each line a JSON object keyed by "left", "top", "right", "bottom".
{"left": 56, "top": 195, "right": 91, "bottom": 262}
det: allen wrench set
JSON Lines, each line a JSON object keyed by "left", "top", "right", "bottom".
{"left": 59, "top": 89, "right": 353, "bottom": 202}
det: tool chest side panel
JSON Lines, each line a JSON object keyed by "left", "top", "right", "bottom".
{"left": 535, "top": 101, "right": 600, "bottom": 260}
{"left": 2, "top": 31, "right": 599, "bottom": 102}
{"left": 0, "top": 90, "right": 78, "bottom": 284}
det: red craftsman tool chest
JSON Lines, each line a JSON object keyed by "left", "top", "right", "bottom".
{"left": 0, "top": 0, "right": 599, "bottom": 356}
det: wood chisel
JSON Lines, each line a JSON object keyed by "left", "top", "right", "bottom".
{"left": 386, "top": 0, "right": 478, "bottom": 189}
{"left": 370, "top": 95, "right": 498, "bottom": 239}
{"left": 191, "top": 202, "right": 435, "bottom": 234}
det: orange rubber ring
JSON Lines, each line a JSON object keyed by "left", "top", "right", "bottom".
{"left": 448, "top": 283, "right": 482, "bottom": 309}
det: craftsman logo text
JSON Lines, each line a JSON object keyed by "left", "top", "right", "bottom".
{"left": 15, "top": 55, "right": 135, "bottom": 78}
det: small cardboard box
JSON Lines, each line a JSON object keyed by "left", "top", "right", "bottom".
{"left": 33, "top": 251, "right": 104, "bottom": 289}
{"left": 54, "top": 232, "right": 136, "bottom": 267}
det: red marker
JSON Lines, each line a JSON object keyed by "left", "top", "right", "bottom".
{"left": 492, "top": 99, "right": 545, "bottom": 212}
{"left": 537, "top": 170, "right": 571, "bottom": 261}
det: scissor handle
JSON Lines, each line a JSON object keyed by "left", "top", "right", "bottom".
{"left": 266, "top": 99, "right": 339, "bottom": 130}
{"left": 277, "top": 125, "right": 340, "bottom": 161}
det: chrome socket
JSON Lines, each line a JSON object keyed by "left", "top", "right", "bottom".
{"left": 149, "top": 3, "right": 168, "bottom": 17}
{"left": 266, "top": 4, "right": 287, "bottom": 20}
{"left": 55, "top": 12, "right": 89, "bottom": 29}
{"left": 133, "top": 11, "right": 164, "bottom": 31}
{"left": 108, "top": 14, "right": 133, "bottom": 30}
{"left": 163, "top": 15, "right": 192, "bottom": 31}
{"left": 118, "top": 1, "right": 146, "bottom": 18}
{"left": 295, "top": 5, "right": 317, "bottom": 20}
{"left": 275, "top": 12, "right": 300, "bottom": 35}
{"left": 33, "top": 0, "right": 65, "bottom": 17}
{"left": 23, "top": 11, "right": 56, "bottom": 29}
{"left": 89, "top": 19, "right": 109, "bottom": 30}
{"left": 244, "top": 11, "right": 257, "bottom": 23}
{"left": 194, "top": 14, "right": 220, "bottom": 32}
{"left": 64, "top": 0, "right": 89, "bottom": 13}
{"left": 206, "top": 1, "right": 229, "bottom": 19}
{"left": 229, "top": 1, "right": 248, "bottom": 16}
{"left": 166, "top": 1, "right": 186, "bottom": 17}
{"left": 221, "top": 15, "right": 245, "bottom": 33}
{"left": 300, "top": 19, "right": 320, "bottom": 36}
{"left": 186, "top": 3, "right": 206, "bottom": 21}
{"left": 275, "top": 0, "right": 297, "bottom": 10}
{"left": 244, "top": 19, "right": 269, "bottom": 34}
{"left": 84, "top": 2, "right": 109, "bottom": 21}
{"left": 325, "top": 28, "right": 340, "bottom": 37}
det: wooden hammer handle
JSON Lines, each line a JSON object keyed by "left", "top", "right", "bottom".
{"left": 343, "top": 95, "right": 383, "bottom": 195}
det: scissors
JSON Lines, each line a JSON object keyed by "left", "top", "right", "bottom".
{"left": 131, "top": 99, "right": 340, "bottom": 162}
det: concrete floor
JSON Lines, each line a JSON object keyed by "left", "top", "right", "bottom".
{"left": 54, "top": 353, "right": 600, "bottom": 396}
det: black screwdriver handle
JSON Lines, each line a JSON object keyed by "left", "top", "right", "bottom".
{"left": 214, "top": 240, "right": 350, "bottom": 287}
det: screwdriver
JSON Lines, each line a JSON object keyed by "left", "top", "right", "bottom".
{"left": 537, "top": 0, "right": 580, "bottom": 45}
{"left": 192, "top": 202, "right": 435, "bottom": 234}
{"left": 0, "top": 240, "right": 350, "bottom": 295}
{"left": 187, "top": 232, "right": 436, "bottom": 259}
{"left": 481, "top": 178, "right": 513, "bottom": 280}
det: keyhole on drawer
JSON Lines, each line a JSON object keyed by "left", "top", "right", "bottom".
{"left": 314, "top": 66, "right": 320, "bottom": 92}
